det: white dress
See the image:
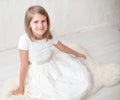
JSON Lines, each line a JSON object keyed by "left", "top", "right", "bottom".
{"left": 18, "top": 34, "right": 92, "bottom": 100}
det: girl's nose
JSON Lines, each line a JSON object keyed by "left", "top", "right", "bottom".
{"left": 38, "top": 22, "right": 43, "bottom": 28}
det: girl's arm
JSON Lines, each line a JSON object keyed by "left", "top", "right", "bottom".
{"left": 11, "top": 50, "right": 29, "bottom": 95}
{"left": 54, "top": 41, "right": 86, "bottom": 59}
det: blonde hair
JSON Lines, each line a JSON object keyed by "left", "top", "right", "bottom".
{"left": 24, "top": 5, "right": 52, "bottom": 40}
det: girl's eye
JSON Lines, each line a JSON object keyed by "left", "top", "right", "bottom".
{"left": 34, "top": 21, "right": 38, "bottom": 23}
{"left": 42, "top": 20, "right": 46, "bottom": 23}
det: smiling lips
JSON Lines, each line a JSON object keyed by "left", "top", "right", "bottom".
{"left": 36, "top": 28, "right": 44, "bottom": 30}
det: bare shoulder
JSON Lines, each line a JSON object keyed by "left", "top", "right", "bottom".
{"left": 53, "top": 41, "right": 66, "bottom": 51}
{"left": 54, "top": 41, "right": 63, "bottom": 47}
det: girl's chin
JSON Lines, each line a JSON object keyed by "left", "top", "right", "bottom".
{"left": 34, "top": 31, "right": 46, "bottom": 36}
{"left": 36, "top": 32, "right": 44, "bottom": 35}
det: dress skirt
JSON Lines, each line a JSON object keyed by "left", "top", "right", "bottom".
{"left": 25, "top": 50, "right": 92, "bottom": 100}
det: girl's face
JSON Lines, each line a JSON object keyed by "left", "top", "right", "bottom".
{"left": 30, "top": 13, "right": 48, "bottom": 39}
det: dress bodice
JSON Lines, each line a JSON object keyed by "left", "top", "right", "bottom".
{"left": 28, "top": 39, "right": 53, "bottom": 63}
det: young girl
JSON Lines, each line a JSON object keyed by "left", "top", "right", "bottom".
{"left": 11, "top": 5, "right": 92, "bottom": 100}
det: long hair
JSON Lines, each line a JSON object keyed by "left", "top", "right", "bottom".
{"left": 24, "top": 5, "right": 52, "bottom": 40}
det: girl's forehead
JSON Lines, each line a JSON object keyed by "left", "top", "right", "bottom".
{"left": 32, "top": 13, "right": 47, "bottom": 19}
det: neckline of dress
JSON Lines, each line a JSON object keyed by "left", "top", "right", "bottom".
{"left": 33, "top": 38, "right": 46, "bottom": 42}
{"left": 25, "top": 33, "right": 47, "bottom": 43}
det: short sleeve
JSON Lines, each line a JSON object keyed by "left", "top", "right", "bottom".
{"left": 52, "top": 37, "right": 59, "bottom": 44}
{"left": 18, "top": 34, "right": 29, "bottom": 50}
{"left": 51, "top": 30, "right": 60, "bottom": 44}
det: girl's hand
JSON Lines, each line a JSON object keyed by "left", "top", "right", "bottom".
{"left": 75, "top": 53, "right": 86, "bottom": 59}
{"left": 10, "top": 87, "right": 24, "bottom": 95}
{"left": 80, "top": 54, "right": 86, "bottom": 59}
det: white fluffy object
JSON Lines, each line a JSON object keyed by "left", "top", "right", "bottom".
{"left": 0, "top": 43, "right": 120, "bottom": 100}
{"left": 68, "top": 43, "right": 120, "bottom": 95}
